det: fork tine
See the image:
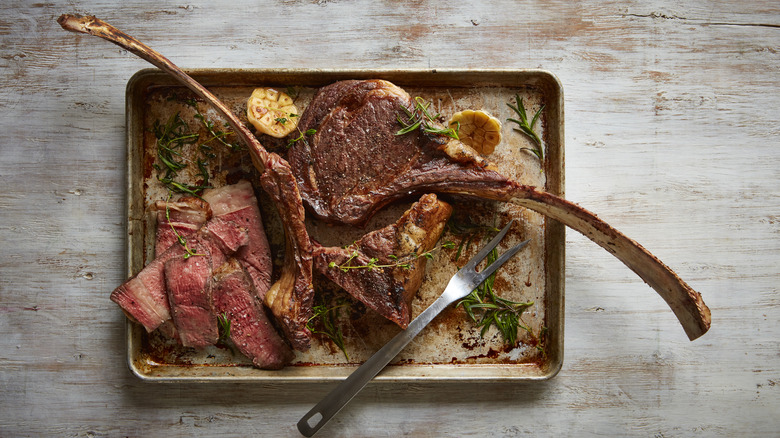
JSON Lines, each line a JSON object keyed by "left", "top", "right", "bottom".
{"left": 468, "top": 239, "right": 531, "bottom": 289}
{"left": 461, "top": 219, "right": 516, "bottom": 272}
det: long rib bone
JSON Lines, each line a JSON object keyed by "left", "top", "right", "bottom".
{"left": 506, "top": 185, "right": 711, "bottom": 340}
{"left": 58, "top": 14, "right": 315, "bottom": 350}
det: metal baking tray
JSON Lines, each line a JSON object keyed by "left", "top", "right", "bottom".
{"left": 125, "top": 69, "right": 565, "bottom": 382}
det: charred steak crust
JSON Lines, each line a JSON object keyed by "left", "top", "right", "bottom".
{"left": 260, "top": 154, "right": 315, "bottom": 351}
{"left": 314, "top": 194, "right": 452, "bottom": 328}
{"left": 289, "top": 79, "right": 512, "bottom": 226}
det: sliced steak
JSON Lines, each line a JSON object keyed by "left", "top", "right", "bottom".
{"left": 203, "top": 180, "right": 272, "bottom": 300}
{"left": 314, "top": 194, "right": 452, "bottom": 328}
{"left": 212, "top": 259, "right": 294, "bottom": 369}
{"left": 153, "top": 197, "right": 211, "bottom": 257}
{"left": 290, "top": 79, "right": 711, "bottom": 341}
{"left": 165, "top": 217, "right": 250, "bottom": 348}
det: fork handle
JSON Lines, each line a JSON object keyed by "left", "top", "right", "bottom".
{"left": 297, "top": 280, "right": 460, "bottom": 437}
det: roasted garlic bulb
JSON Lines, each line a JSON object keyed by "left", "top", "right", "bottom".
{"left": 448, "top": 109, "right": 502, "bottom": 155}
{"left": 247, "top": 88, "right": 299, "bottom": 138}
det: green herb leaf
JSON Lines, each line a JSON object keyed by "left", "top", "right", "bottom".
{"left": 396, "top": 97, "right": 459, "bottom": 139}
{"left": 507, "top": 94, "right": 545, "bottom": 162}
{"left": 217, "top": 312, "right": 232, "bottom": 342}
{"left": 455, "top": 230, "right": 534, "bottom": 346}
{"left": 329, "top": 241, "right": 455, "bottom": 272}
{"left": 306, "top": 301, "right": 350, "bottom": 361}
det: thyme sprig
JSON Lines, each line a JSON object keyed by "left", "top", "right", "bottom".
{"left": 194, "top": 113, "right": 242, "bottom": 151}
{"left": 164, "top": 192, "right": 205, "bottom": 259}
{"left": 328, "top": 241, "right": 456, "bottom": 273}
{"left": 456, "top": 233, "right": 534, "bottom": 345}
{"left": 306, "top": 300, "right": 349, "bottom": 360}
{"left": 287, "top": 127, "right": 317, "bottom": 149}
{"left": 507, "top": 94, "right": 545, "bottom": 161}
{"left": 397, "top": 96, "right": 459, "bottom": 139}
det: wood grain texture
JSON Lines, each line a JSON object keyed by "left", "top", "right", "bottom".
{"left": 1, "top": 0, "right": 778, "bottom": 436}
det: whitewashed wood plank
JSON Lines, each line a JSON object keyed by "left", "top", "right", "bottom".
{"left": 0, "top": 0, "right": 778, "bottom": 436}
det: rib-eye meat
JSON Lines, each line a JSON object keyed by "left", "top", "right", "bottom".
{"left": 212, "top": 259, "right": 294, "bottom": 369}
{"left": 153, "top": 197, "right": 211, "bottom": 257}
{"left": 291, "top": 79, "right": 711, "bottom": 340}
{"left": 314, "top": 193, "right": 453, "bottom": 328}
{"left": 59, "top": 15, "right": 315, "bottom": 350}
{"left": 165, "top": 217, "right": 249, "bottom": 348}
{"left": 203, "top": 180, "right": 273, "bottom": 300}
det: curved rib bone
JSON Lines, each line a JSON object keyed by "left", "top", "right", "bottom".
{"left": 58, "top": 14, "right": 315, "bottom": 350}
{"left": 507, "top": 184, "right": 711, "bottom": 341}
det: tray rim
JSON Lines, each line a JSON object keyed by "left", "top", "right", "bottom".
{"left": 124, "top": 67, "right": 565, "bottom": 383}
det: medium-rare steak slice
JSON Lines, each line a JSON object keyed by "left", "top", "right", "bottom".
{"left": 110, "top": 250, "right": 178, "bottom": 333}
{"left": 314, "top": 194, "right": 452, "bottom": 328}
{"left": 203, "top": 181, "right": 272, "bottom": 300}
{"left": 290, "top": 79, "right": 711, "bottom": 341}
{"left": 212, "top": 259, "right": 294, "bottom": 369}
{"left": 153, "top": 197, "right": 211, "bottom": 257}
{"left": 165, "top": 217, "right": 250, "bottom": 348}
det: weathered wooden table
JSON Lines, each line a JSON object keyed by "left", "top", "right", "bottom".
{"left": 1, "top": 1, "right": 778, "bottom": 436}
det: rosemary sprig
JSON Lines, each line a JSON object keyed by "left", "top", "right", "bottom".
{"left": 153, "top": 112, "right": 199, "bottom": 173}
{"left": 507, "top": 94, "right": 545, "bottom": 161}
{"left": 217, "top": 312, "right": 232, "bottom": 343}
{"left": 152, "top": 112, "right": 212, "bottom": 196}
{"left": 306, "top": 301, "right": 349, "bottom": 360}
{"left": 396, "top": 96, "right": 459, "bottom": 139}
{"left": 152, "top": 101, "right": 247, "bottom": 196}
{"left": 328, "top": 241, "right": 455, "bottom": 272}
{"left": 456, "top": 234, "right": 534, "bottom": 345}
{"left": 446, "top": 219, "right": 500, "bottom": 261}
{"left": 164, "top": 192, "right": 205, "bottom": 259}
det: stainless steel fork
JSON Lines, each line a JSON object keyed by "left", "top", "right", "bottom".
{"left": 297, "top": 220, "right": 531, "bottom": 437}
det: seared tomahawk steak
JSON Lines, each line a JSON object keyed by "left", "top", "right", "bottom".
{"left": 58, "top": 14, "right": 315, "bottom": 351}
{"left": 290, "top": 79, "right": 711, "bottom": 341}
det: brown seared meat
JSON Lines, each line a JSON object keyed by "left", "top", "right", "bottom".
{"left": 314, "top": 194, "right": 452, "bottom": 328}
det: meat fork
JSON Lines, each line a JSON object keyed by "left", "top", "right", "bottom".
{"left": 297, "top": 220, "right": 531, "bottom": 436}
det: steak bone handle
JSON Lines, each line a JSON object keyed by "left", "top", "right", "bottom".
{"left": 510, "top": 185, "right": 711, "bottom": 340}
{"left": 58, "top": 14, "right": 316, "bottom": 349}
